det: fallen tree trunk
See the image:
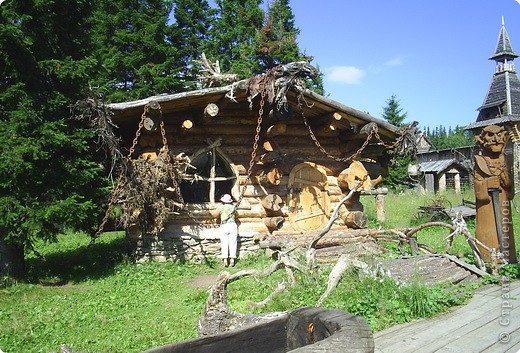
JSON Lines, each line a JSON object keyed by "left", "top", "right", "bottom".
{"left": 198, "top": 252, "right": 305, "bottom": 336}
{"left": 259, "top": 228, "right": 409, "bottom": 249}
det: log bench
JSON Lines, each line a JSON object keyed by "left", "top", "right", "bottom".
{"left": 142, "top": 307, "right": 374, "bottom": 353}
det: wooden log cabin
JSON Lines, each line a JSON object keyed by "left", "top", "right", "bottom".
{"left": 107, "top": 65, "right": 400, "bottom": 262}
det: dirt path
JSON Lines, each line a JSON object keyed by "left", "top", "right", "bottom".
{"left": 188, "top": 274, "right": 219, "bottom": 288}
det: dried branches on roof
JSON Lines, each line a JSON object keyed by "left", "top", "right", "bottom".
{"left": 195, "top": 53, "right": 239, "bottom": 88}
{"left": 244, "top": 61, "right": 319, "bottom": 113}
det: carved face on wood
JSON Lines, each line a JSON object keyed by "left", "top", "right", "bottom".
{"left": 475, "top": 125, "right": 508, "bottom": 154}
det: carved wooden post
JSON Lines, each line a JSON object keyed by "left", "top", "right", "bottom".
{"left": 474, "top": 125, "right": 517, "bottom": 263}
{"left": 375, "top": 194, "right": 386, "bottom": 224}
{"left": 360, "top": 188, "right": 387, "bottom": 224}
{"left": 511, "top": 124, "right": 520, "bottom": 190}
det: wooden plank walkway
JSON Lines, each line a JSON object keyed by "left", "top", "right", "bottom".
{"left": 380, "top": 254, "right": 484, "bottom": 286}
{"left": 374, "top": 280, "right": 520, "bottom": 353}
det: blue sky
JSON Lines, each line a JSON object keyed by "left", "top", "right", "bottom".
{"left": 289, "top": 0, "right": 520, "bottom": 129}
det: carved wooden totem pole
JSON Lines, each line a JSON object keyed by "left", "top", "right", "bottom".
{"left": 474, "top": 125, "right": 517, "bottom": 263}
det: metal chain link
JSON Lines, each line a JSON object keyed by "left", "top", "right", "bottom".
{"left": 128, "top": 108, "right": 148, "bottom": 158}
{"left": 88, "top": 106, "right": 156, "bottom": 246}
{"left": 232, "top": 75, "right": 267, "bottom": 211}
{"left": 299, "top": 97, "right": 374, "bottom": 163}
{"left": 87, "top": 172, "right": 125, "bottom": 247}
{"left": 373, "top": 126, "right": 411, "bottom": 150}
{"left": 298, "top": 94, "right": 413, "bottom": 163}
{"left": 159, "top": 114, "right": 187, "bottom": 207}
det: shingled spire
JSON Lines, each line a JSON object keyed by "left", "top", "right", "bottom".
{"left": 489, "top": 17, "right": 518, "bottom": 62}
{"left": 468, "top": 18, "right": 520, "bottom": 126}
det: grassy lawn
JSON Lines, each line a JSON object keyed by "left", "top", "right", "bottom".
{"left": 1, "top": 232, "right": 215, "bottom": 353}
{"left": 364, "top": 190, "right": 520, "bottom": 260}
{"left": 1, "top": 191, "right": 519, "bottom": 353}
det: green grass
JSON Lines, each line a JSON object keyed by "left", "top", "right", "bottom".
{"left": 1, "top": 191, "right": 519, "bottom": 352}
{"left": 222, "top": 256, "right": 472, "bottom": 332}
{"left": 364, "top": 190, "right": 520, "bottom": 262}
{"left": 1, "top": 232, "right": 214, "bottom": 353}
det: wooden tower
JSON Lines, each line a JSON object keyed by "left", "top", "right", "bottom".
{"left": 467, "top": 17, "right": 520, "bottom": 190}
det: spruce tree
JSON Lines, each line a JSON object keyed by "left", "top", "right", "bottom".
{"left": 257, "top": 0, "right": 302, "bottom": 68}
{"left": 380, "top": 95, "right": 414, "bottom": 191}
{"left": 382, "top": 94, "right": 407, "bottom": 127}
{"left": 170, "top": 0, "right": 215, "bottom": 89}
{"left": 0, "top": 0, "right": 107, "bottom": 277}
{"left": 90, "top": 0, "right": 182, "bottom": 102}
{"left": 205, "top": 0, "right": 264, "bottom": 79}
{"left": 256, "top": 0, "right": 323, "bottom": 93}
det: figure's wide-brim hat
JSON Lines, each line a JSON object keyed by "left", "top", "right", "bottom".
{"left": 220, "top": 194, "right": 233, "bottom": 203}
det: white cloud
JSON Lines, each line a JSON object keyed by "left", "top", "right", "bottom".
{"left": 326, "top": 66, "right": 366, "bottom": 85}
{"left": 368, "top": 56, "right": 405, "bottom": 74}
{"left": 384, "top": 56, "right": 404, "bottom": 67}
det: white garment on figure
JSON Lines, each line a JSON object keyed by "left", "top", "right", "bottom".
{"left": 220, "top": 222, "right": 238, "bottom": 259}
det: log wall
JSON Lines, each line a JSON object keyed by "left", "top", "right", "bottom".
{"left": 128, "top": 107, "right": 385, "bottom": 261}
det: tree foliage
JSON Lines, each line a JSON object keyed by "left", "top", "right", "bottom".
{"left": 256, "top": 0, "right": 302, "bottom": 68}
{"left": 170, "top": 0, "right": 214, "bottom": 89}
{"left": 257, "top": 0, "right": 323, "bottom": 93}
{"left": 382, "top": 94, "right": 407, "bottom": 127}
{"left": 89, "top": 0, "right": 182, "bottom": 102}
{"left": 204, "top": 0, "right": 264, "bottom": 79}
{"left": 202, "top": 0, "right": 322, "bottom": 91}
{"left": 425, "top": 125, "right": 474, "bottom": 150}
{"left": 380, "top": 95, "right": 414, "bottom": 191}
{"left": 0, "top": 0, "right": 107, "bottom": 276}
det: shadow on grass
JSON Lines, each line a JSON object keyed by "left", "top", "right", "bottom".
{"left": 25, "top": 233, "right": 131, "bottom": 285}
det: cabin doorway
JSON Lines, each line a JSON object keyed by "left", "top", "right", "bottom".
{"left": 287, "top": 162, "right": 330, "bottom": 231}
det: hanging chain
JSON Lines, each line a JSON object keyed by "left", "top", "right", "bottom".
{"left": 299, "top": 97, "right": 374, "bottom": 163}
{"left": 128, "top": 107, "right": 148, "bottom": 158}
{"left": 87, "top": 171, "right": 125, "bottom": 247}
{"left": 88, "top": 106, "right": 155, "bottom": 246}
{"left": 298, "top": 94, "right": 413, "bottom": 163}
{"left": 159, "top": 114, "right": 187, "bottom": 208}
{"left": 373, "top": 124, "right": 413, "bottom": 150}
{"left": 232, "top": 74, "right": 267, "bottom": 210}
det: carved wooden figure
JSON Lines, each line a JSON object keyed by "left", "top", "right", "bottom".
{"left": 474, "top": 125, "right": 516, "bottom": 263}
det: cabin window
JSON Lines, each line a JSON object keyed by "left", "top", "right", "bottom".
{"left": 180, "top": 148, "right": 237, "bottom": 203}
